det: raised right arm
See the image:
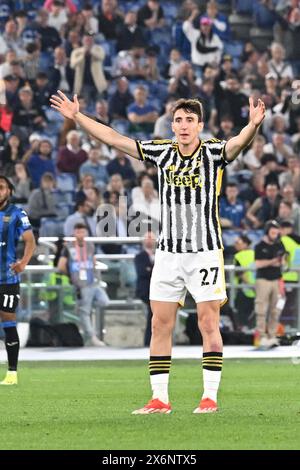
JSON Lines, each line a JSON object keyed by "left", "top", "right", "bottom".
{"left": 50, "top": 91, "right": 139, "bottom": 159}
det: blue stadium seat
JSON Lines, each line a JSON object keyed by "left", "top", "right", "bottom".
{"left": 118, "top": 0, "right": 145, "bottom": 13}
{"left": 234, "top": 0, "right": 255, "bottom": 15}
{"left": 52, "top": 189, "right": 75, "bottom": 205}
{"left": 148, "top": 80, "right": 169, "bottom": 102}
{"left": 0, "top": 3, "right": 11, "bottom": 24}
{"left": 223, "top": 229, "right": 264, "bottom": 248}
{"left": 56, "top": 203, "right": 74, "bottom": 218}
{"left": 227, "top": 170, "right": 253, "bottom": 191}
{"left": 292, "top": 248, "right": 300, "bottom": 267}
{"left": 223, "top": 40, "right": 244, "bottom": 67}
{"left": 224, "top": 40, "right": 244, "bottom": 58}
{"left": 217, "top": 0, "right": 233, "bottom": 15}
{"left": 149, "top": 26, "right": 172, "bottom": 49}
{"left": 128, "top": 79, "right": 149, "bottom": 94}
{"left": 39, "top": 218, "right": 64, "bottom": 237}
{"left": 222, "top": 230, "right": 241, "bottom": 247}
{"left": 56, "top": 173, "right": 77, "bottom": 192}
{"left": 253, "top": 2, "right": 276, "bottom": 28}
{"left": 111, "top": 119, "right": 130, "bottom": 135}
{"left": 44, "top": 108, "right": 65, "bottom": 137}
{"left": 162, "top": 1, "right": 178, "bottom": 26}
{"left": 247, "top": 230, "right": 264, "bottom": 246}
{"left": 172, "top": 22, "right": 191, "bottom": 60}
{"left": 98, "top": 40, "right": 117, "bottom": 67}
{"left": 67, "top": 0, "right": 84, "bottom": 8}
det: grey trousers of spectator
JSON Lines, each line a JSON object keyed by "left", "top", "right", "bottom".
{"left": 255, "top": 278, "right": 281, "bottom": 339}
{"left": 77, "top": 284, "right": 109, "bottom": 339}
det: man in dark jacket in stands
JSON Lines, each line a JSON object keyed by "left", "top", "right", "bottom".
{"left": 48, "top": 47, "right": 74, "bottom": 94}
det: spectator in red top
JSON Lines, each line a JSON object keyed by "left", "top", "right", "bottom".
{"left": 43, "top": 0, "right": 77, "bottom": 14}
{"left": 0, "top": 104, "right": 13, "bottom": 135}
{"left": 57, "top": 130, "right": 87, "bottom": 176}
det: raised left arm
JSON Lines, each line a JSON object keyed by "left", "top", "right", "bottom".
{"left": 225, "top": 97, "right": 266, "bottom": 162}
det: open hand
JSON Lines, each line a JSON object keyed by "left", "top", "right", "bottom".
{"left": 50, "top": 90, "right": 79, "bottom": 120}
{"left": 249, "top": 97, "right": 266, "bottom": 127}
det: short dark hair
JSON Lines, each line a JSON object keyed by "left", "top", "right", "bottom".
{"left": 239, "top": 234, "right": 251, "bottom": 246}
{"left": 220, "top": 114, "right": 234, "bottom": 123}
{"left": 264, "top": 219, "right": 280, "bottom": 235}
{"left": 82, "top": 3, "right": 93, "bottom": 10}
{"left": 36, "top": 72, "right": 48, "bottom": 80}
{"left": 41, "top": 172, "right": 55, "bottom": 183}
{"left": 0, "top": 175, "right": 15, "bottom": 194}
{"left": 261, "top": 153, "right": 277, "bottom": 165}
{"left": 280, "top": 200, "right": 292, "bottom": 209}
{"left": 226, "top": 74, "right": 239, "bottom": 82}
{"left": 83, "top": 30, "right": 95, "bottom": 37}
{"left": 14, "top": 10, "right": 27, "bottom": 18}
{"left": 264, "top": 181, "right": 279, "bottom": 190}
{"left": 75, "top": 196, "right": 87, "bottom": 210}
{"left": 280, "top": 221, "right": 293, "bottom": 229}
{"left": 26, "top": 42, "right": 38, "bottom": 54}
{"left": 74, "top": 222, "right": 88, "bottom": 231}
{"left": 3, "top": 74, "right": 18, "bottom": 82}
{"left": 172, "top": 99, "right": 204, "bottom": 122}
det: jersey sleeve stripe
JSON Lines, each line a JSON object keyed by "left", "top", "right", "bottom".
{"left": 221, "top": 142, "right": 229, "bottom": 164}
{"left": 136, "top": 141, "right": 145, "bottom": 161}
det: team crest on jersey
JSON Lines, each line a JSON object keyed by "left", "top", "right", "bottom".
{"left": 21, "top": 216, "right": 30, "bottom": 226}
{"left": 165, "top": 165, "right": 202, "bottom": 189}
{"left": 3, "top": 216, "right": 10, "bottom": 222}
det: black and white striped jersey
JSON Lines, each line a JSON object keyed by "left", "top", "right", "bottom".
{"left": 136, "top": 139, "right": 229, "bottom": 253}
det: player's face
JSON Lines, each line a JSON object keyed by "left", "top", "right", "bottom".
{"left": 172, "top": 109, "right": 203, "bottom": 148}
{"left": 0, "top": 180, "right": 11, "bottom": 208}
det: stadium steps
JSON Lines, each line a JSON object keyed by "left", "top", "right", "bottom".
{"left": 249, "top": 27, "right": 274, "bottom": 52}
{"left": 228, "top": 13, "right": 253, "bottom": 41}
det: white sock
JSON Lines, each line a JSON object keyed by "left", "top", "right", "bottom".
{"left": 150, "top": 373, "right": 169, "bottom": 404}
{"left": 202, "top": 369, "right": 221, "bottom": 403}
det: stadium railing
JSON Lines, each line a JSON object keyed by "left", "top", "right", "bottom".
{"left": 17, "top": 237, "right": 300, "bottom": 334}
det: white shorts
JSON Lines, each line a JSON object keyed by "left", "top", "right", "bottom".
{"left": 149, "top": 249, "right": 227, "bottom": 305}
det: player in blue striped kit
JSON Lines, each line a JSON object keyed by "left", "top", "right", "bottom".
{"left": 0, "top": 176, "right": 35, "bottom": 385}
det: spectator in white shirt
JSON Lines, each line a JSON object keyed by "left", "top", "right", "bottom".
{"left": 81, "top": 3, "right": 99, "bottom": 35}
{"left": 130, "top": 177, "right": 160, "bottom": 227}
{"left": 183, "top": 12, "right": 223, "bottom": 76}
{"left": 153, "top": 99, "right": 175, "bottom": 139}
{"left": 47, "top": 0, "right": 69, "bottom": 32}
{"left": 0, "top": 50, "right": 18, "bottom": 79}
{"left": 243, "top": 135, "right": 266, "bottom": 171}
{"left": 268, "top": 42, "right": 294, "bottom": 88}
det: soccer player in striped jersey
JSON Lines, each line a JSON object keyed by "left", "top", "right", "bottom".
{"left": 50, "top": 92, "right": 265, "bottom": 413}
{"left": 0, "top": 176, "right": 36, "bottom": 385}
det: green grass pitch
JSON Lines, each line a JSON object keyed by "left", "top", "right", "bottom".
{"left": 0, "top": 359, "right": 299, "bottom": 450}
